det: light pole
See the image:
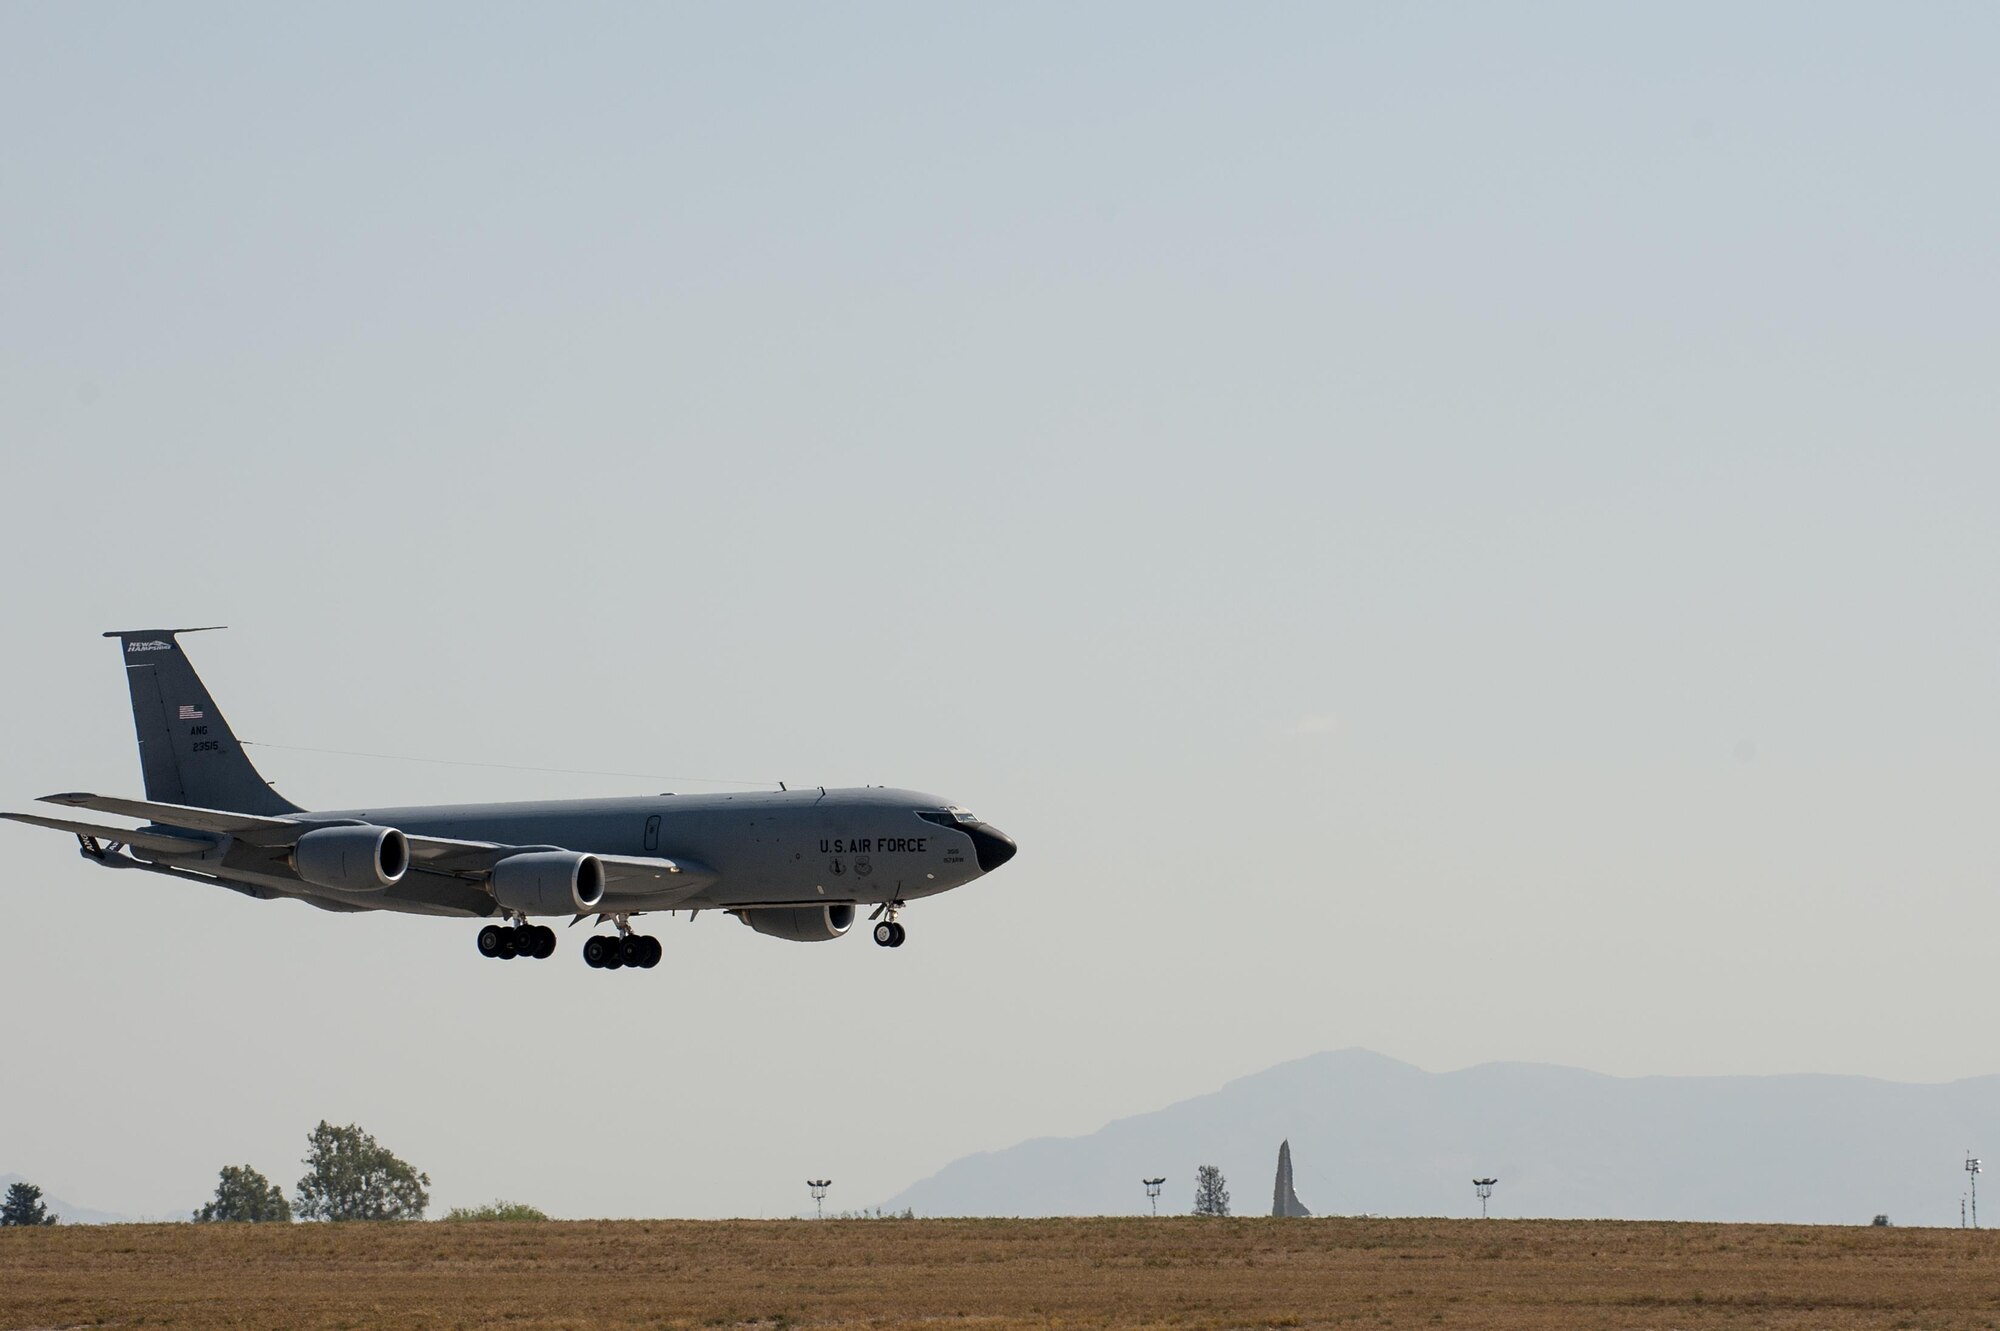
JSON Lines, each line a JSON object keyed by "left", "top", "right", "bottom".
{"left": 807, "top": 1179, "right": 832, "bottom": 1220}
{"left": 1967, "top": 1156, "right": 1981, "bottom": 1229}
{"left": 1143, "top": 1177, "right": 1166, "bottom": 1216}
{"left": 1473, "top": 1178, "right": 1498, "bottom": 1219}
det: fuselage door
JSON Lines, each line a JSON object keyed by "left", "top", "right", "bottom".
{"left": 643, "top": 814, "right": 660, "bottom": 854}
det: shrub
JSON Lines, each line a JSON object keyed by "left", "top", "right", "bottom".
{"left": 442, "top": 1201, "right": 551, "bottom": 1222}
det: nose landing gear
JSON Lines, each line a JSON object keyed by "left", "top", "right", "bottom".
{"left": 871, "top": 901, "right": 907, "bottom": 948}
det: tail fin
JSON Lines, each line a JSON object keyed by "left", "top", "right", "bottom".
{"left": 104, "top": 628, "right": 301, "bottom": 816}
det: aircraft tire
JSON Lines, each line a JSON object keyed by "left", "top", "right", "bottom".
{"left": 497, "top": 930, "right": 520, "bottom": 960}
{"left": 532, "top": 926, "right": 557, "bottom": 959}
{"left": 582, "top": 935, "right": 609, "bottom": 968}
{"left": 477, "top": 924, "right": 505, "bottom": 958}
{"left": 890, "top": 922, "right": 907, "bottom": 948}
{"left": 619, "top": 936, "right": 645, "bottom": 968}
{"left": 639, "top": 936, "right": 663, "bottom": 968}
{"left": 873, "top": 921, "right": 896, "bottom": 947}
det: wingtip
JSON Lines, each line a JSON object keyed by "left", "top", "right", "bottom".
{"left": 39, "top": 792, "right": 98, "bottom": 806}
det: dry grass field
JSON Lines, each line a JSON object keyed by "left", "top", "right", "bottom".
{"left": 4, "top": 1215, "right": 1998, "bottom": 1331}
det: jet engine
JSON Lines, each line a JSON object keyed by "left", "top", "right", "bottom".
{"left": 736, "top": 903, "right": 855, "bottom": 942}
{"left": 491, "top": 851, "right": 606, "bottom": 915}
{"left": 292, "top": 825, "right": 409, "bottom": 892}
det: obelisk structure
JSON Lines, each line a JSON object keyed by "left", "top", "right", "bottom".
{"left": 1272, "top": 1139, "right": 1312, "bottom": 1217}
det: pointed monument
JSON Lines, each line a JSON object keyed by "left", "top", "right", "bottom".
{"left": 1271, "top": 1139, "right": 1312, "bottom": 1217}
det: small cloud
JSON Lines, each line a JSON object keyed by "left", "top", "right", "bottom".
{"left": 1294, "top": 713, "right": 1340, "bottom": 737}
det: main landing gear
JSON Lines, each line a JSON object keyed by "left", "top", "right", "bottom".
{"left": 477, "top": 922, "right": 557, "bottom": 960}
{"left": 583, "top": 915, "right": 661, "bottom": 970}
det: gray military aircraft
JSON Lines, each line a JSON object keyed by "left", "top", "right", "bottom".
{"left": 0, "top": 629, "right": 1016, "bottom": 969}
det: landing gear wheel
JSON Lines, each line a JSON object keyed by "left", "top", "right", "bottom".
{"left": 582, "top": 935, "right": 611, "bottom": 968}
{"left": 619, "top": 935, "right": 645, "bottom": 968}
{"left": 873, "top": 921, "right": 896, "bottom": 947}
{"left": 497, "top": 928, "right": 521, "bottom": 959}
{"left": 531, "top": 925, "right": 557, "bottom": 959}
{"left": 638, "top": 936, "right": 663, "bottom": 969}
{"left": 889, "top": 921, "right": 906, "bottom": 948}
{"left": 477, "top": 924, "right": 505, "bottom": 958}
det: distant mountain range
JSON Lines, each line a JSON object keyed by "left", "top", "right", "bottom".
{"left": 0, "top": 1173, "right": 136, "bottom": 1225}
{"left": 881, "top": 1049, "right": 2000, "bottom": 1226}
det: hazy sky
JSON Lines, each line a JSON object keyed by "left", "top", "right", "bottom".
{"left": 3, "top": 2, "right": 1997, "bottom": 1221}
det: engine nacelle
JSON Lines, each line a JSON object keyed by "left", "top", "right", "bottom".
{"left": 492, "top": 851, "right": 606, "bottom": 916}
{"left": 737, "top": 903, "right": 855, "bottom": 943}
{"left": 293, "top": 825, "right": 409, "bottom": 893}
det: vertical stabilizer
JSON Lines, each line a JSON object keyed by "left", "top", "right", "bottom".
{"left": 104, "top": 629, "right": 301, "bottom": 816}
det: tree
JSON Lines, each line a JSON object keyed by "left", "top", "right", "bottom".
{"left": 1192, "top": 1164, "right": 1230, "bottom": 1217}
{"left": 1, "top": 1180, "right": 58, "bottom": 1226}
{"left": 293, "top": 1121, "right": 430, "bottom": 1221}
{"left": 195, "top": 1165, "right": 292, "bottom": 1223}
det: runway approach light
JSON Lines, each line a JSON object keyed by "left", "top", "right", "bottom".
{"left": 807, "top": 1179, "right": 832, "bottom": 1220}
{"left": 1473, "top": 1178, "right": 1499, "bottom": 1219}
{"left": 1967, "top": 1156, "right": 1982, "bottom": 1229}
{"left": 1143, "top": 1177, "right": 1167, "bottom": 1216}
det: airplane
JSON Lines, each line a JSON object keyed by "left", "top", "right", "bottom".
{"left": 0, "top": 628, "right": 1017, "bottom": 970}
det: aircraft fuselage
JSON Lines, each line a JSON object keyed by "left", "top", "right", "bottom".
{"left": 130, "top": 785, "right": 1016, "bottom": 919}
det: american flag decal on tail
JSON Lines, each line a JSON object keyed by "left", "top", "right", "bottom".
{"left": 179, "top": 705, "right": 203, "bottom": 720}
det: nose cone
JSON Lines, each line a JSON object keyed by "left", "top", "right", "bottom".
{"left": 967, "top": 823, "right": 1017, "bottom": 873}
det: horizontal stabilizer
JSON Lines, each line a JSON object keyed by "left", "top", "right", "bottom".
{"left": 0, "top": 811, "right": 215, "bottom": 856}
{"left": 100, "top": 625, "right": 228, "bottom": 638}
{"left": 39, "top": 792, "right": 303, "bottom": 845}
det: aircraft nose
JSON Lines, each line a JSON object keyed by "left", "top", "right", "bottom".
{"left": 967, "top": 823, "right": 1017, "bottom": 873}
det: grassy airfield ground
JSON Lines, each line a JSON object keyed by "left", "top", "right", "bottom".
{"left": 3, "top": 1216, "right": 1997, "bottom": 1330}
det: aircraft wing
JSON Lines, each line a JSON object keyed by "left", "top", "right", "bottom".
{"left": 401, "top": 833, "right": 715, "bottom": 901}
{"left": 33, "top": 792, "right": 715, "bottom": 907}
{"left": 594, "top": 853, "right": 715, "bottom": 899}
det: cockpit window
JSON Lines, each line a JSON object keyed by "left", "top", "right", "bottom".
{"left": 918, "top": 807, "right": 981, "bottom": 829}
